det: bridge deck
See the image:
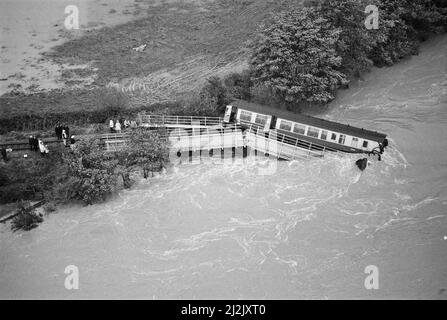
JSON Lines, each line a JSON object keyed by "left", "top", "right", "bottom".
{"left": 1, "top": 115, "right": 336, "bottom": 160}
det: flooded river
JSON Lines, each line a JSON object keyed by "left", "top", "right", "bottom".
{"left": 0, "top": 35, "right": 446, "bottom": 299}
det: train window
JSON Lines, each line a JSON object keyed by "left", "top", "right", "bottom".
{"left": 338, "top": 134, "right": 346, "bottom": 145}
{"left": 239, "top": 110, "right": 252, "bottom": 122}
{"left": 331, "top": 133, "right": 337, "bottom": 140}
{"left": 363, "top": 140, "right": 369, "bottom": 148}
{"left": 293, "top": 123, "right": 306, "bottom": 135}
{"left": 254, "top": 114, "right": 267, "bottom": 125}
{"left": 279, "top": 120, "right": 292, "bottom": 131}
{"left": 320, "top": 130, "right": 328, "bottom": 140}
{"left": 307, "top": 127, "right": 320, "bottom": 138}
{"left": 351, "top": 137, "right": 358, "bottom": 148}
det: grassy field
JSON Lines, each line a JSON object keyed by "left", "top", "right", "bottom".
{"left": 0, "top": 0, "right": 301, "bottom": 120}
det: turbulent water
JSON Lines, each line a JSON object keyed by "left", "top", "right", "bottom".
{"left": 1, "top": 35, "right": 446, "bottom": 300}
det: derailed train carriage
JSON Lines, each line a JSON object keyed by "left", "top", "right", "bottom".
{"left": 224, "top": 100, "right": 388, "bottom": 169}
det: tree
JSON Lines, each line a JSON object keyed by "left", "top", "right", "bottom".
{"left": 223, "top": 70, "right": 253, "bottom": 101}
{"left": 315, "top": 0, "right": 374, "bottom": 76}
{"left": 365, "top": 0, "right": 419, "bottom": 66}
{"left": 201, "top": 76, "right": 229, "bottom": 112}
{"left": 367, "top": 0, "right": 447, "bottom": 66}
{"left": 124, "top": 128, "right": 170, "bottom": 179}
{"left": 395, "top": 0, "right": 447, "bottom": 35}
{"left": 250, "top": 7, "right": 348, "bottom": 105}
{"left": 63, "top": 137, "right": 119, "bottom": 205}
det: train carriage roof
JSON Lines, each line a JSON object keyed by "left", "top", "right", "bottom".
{"left": 231, "top": 100, "right": 387, "bottom": 142}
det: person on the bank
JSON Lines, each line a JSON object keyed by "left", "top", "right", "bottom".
{"left": 115, "top": 120, "right": 121, "bottom": 133}
{"left": 33, "top": 136, "right": 39, "bottom": 151}
{"left": 109, "top": 119, "right": 114, "bottom": 133}
{"left": 38, "top": 139, "right": 47, "bottom": 156}
{"left": 1, "top": 147, "right": 7, "bottom": 162}
{"left": 29, "top": 135, "right": 38, "bottom": 151}
{"left": 29, "top": 135, "right": 34, "bottom": 150}
{"left": 62, "top": 128, "right": 68, "bottom": 146}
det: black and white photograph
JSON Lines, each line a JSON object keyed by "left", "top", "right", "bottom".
{"left": 0, "top": 0, "right": 446, "bottom": 303}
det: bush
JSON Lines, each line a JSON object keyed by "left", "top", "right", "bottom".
{"left": 0, "top": 146, "right": 67, "bottom": 204}
{"left": 223, "top": 70, "right": 253, "bottom": 101}
{"left": 63, "top": 137, "right": 119, "bottom": 205}
{"left": 182, "top": 91, "right": 222, "bottom": 116}
{"left": 122, "top": 128, "right": 170, "bottom": 179}
{"left": 11, "top": 201, "right": 43, "bottom": 232}
{"left": 199, "top": 76, "right": 229, "bottom": 114}
{"left": 46, "top": 177, "right": 80, "bottom": 204}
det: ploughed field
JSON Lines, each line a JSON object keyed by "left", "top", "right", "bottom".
{"left": 0, "top": 0, "right": 301, "bottom": 119}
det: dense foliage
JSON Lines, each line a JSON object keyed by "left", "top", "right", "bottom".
{"left": 121, "top": 128, "right": 170, "bottom": 179}
{"left": 315, "top": 0, "right": 375, "bottom": 76}
{"left": 249, "top": 0, "right": 447, "bottom": 106}
{"left": 1, "top": 128, "right": 171, "bottom": 209}
{"left": 0, "top": 146, "right": 67, "bottom": 203}
{"left": 62, "top": 137, "right": 119, "bottom": 205}
{"left": 368, "top": 0, "right": 447, "bottom": 66}
{"left": 61, "top": 130, "right": 170, "bottom": 204}
{"left": 11, "top": 201, "right": 44, "bottom": 232}
{"left": 251, "top": 8, "right": 348, "bottom": 104}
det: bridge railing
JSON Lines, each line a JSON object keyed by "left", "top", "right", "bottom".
{"left": 101, "top": 124, "right": 242, "bottom": 152}
{"left": 244, "top": 124, "right": 338, "bottom": 159}
{"left": 140, "top": 114, "right": 224, "bottom": 127}
{"left": 99, "top": 123, "right": 239, "bottom": 139}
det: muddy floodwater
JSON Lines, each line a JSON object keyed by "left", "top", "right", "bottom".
{"left": 0, "top": 35, "right": 446, "bottom": 299}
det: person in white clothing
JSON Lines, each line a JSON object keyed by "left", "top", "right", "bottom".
{"left": 115, "top": 120, "right": 121, "bottom": 133}
{"left": 38, "top": 139, "right": 48, "bottom": 156}
{"left": 109, "top": 119, "right": 114, "bottom": 133}
{"left": 62, "top": 129, "right": 68, "bottom": 146}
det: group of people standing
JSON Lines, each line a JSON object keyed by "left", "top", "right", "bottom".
{"left": 28, "top": 136, "right": 49, "bottom": 156}
{"left": 55, "top": 123, "right": 75, "bottom": 147}
{"left": 109, "top": 119, "right": 137, "bottom": 133}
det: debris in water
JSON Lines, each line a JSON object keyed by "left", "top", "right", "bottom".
{"left": 356, "top": 158, "right": 368, "bottom": 171}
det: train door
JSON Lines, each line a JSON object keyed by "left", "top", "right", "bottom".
{"left": 223, "top": 105, "right": 232, "bottom": 123}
